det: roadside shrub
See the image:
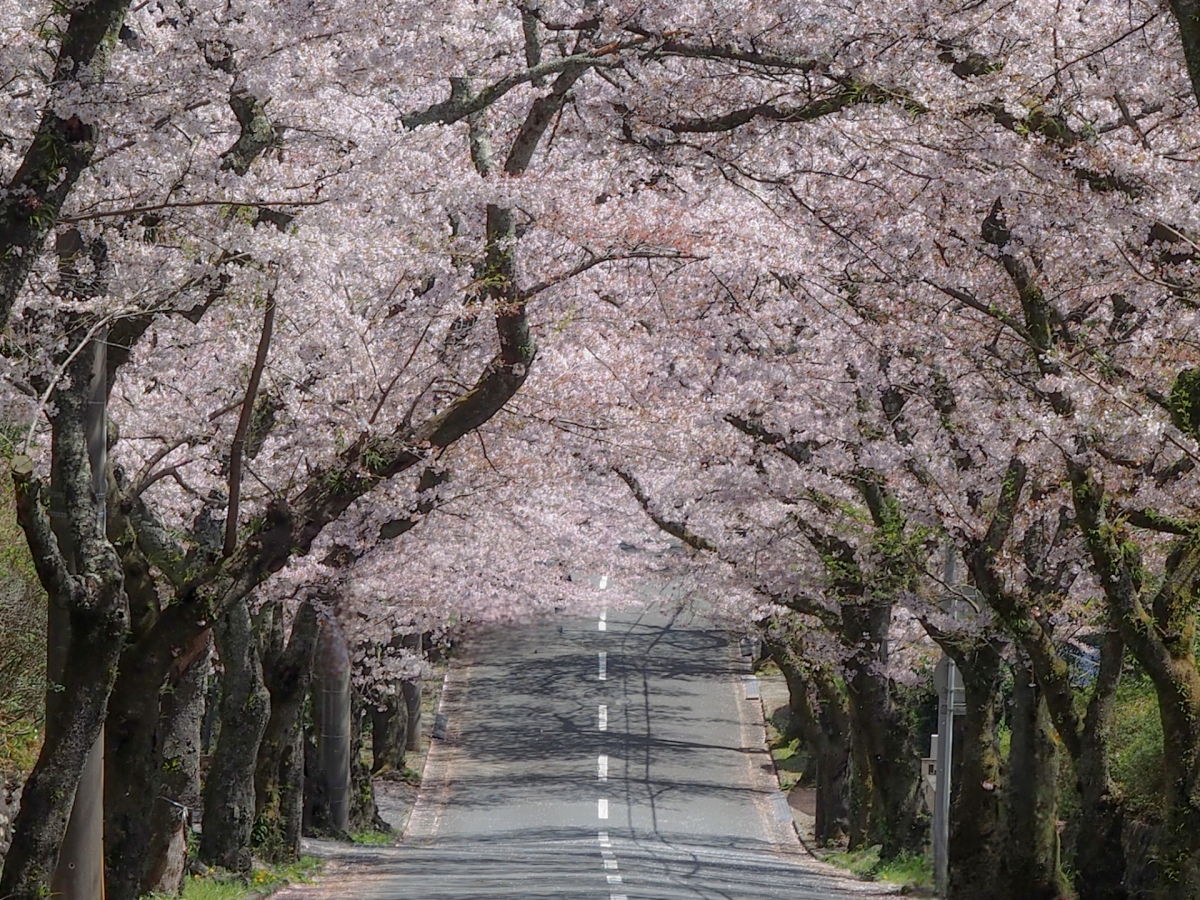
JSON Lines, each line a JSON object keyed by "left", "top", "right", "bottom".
{"left": 1109, "top": 673, "right": 1163, "bottom": 823}
{"left": 0, "top": 476, "right": 44, "bottom": 773}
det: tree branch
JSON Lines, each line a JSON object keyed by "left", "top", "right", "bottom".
{"left": 10, "top": 458, "right": 75, "bottom": 604}
{"left": 614, "top": 467, "right": 718, "bottom": 552}
{"left": 224, "top": 292, "right": 276, "bottom": 556}
{"left": 0, "top": 0, "right": 133, "bottom": 327}
{"left": 666, "top": 80, "right": 926, "bottom": 133}
{"left": 725, "top": 413, "right": 816, "bottom": 465}
{"left": 400, "top": 50, "right": 628, "bottom": 130}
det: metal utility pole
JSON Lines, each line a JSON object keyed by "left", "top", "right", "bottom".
{"left": 50, "top": 330, "right": 108, "bottom": 898}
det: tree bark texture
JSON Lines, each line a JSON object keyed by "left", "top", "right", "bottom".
{"left": 1071, "top": 632, "right": 1129, "bottom": 900}
{"left": 371, "top": 696, "right": 408, "bottom": 775}
{"left": 945, "top": 638, "right": 1005, "bottom": 900}
{"left": 1003, "top": 654, "right": 1067, "bottom": 900}
{"left": 0, "top": 351, "right": 128, "bottom": 900}
{"left": 199, "top": 598, "right": 270, "bottom": 874}
{"left": 1069, "top": 463, "right": 1200, "bottom": 900}
{"left": 104, "top": 574, "right": 209, "bottom": 899}
{"left": 765, "top": 634, "right": 850, "bottom": 845}
{"left": 140, "top": 643, "right": 210, "bottom": 896}
{"left": 254, "top": 599, "right": 320, "bottom": 861}
{"left": 842, "top": 604, "right": 923, "bottom": 859}
{"left": 349, "top": 688, "right": 389, "bottom": 834}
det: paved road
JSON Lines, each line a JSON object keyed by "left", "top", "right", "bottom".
{"left": 278, "top": 598, "right": 892, "bottom": 899}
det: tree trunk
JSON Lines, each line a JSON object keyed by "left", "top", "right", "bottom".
{"left": 254, "top": 599, "right": 320, "bottom": 861}
{"left": 1003, "top": 654, "right": 1067, "bottom": 900}
{"left": 766, "top": 634, "right": 850, "bottom": 845}
{"left": 810, "top": 668, "right": 851, "bottom": 847}
{"left": 848, "top": 735, "right": 872, "bottom": 850}
{"left": 402, "top": 678, "right": 422, "bottom": 754}
{"left": 1, "top": 353, "right": 128, "bottom": 900}
{"left": 199, "top": 598, "right": 270, "bottom": 874}
{"left": 946, "top": 640, "right": 1004, "bottom": 900}
{"left": 49, "top": 325, "right": 111, "bottom": 900}
{"left": 0, "top": 597, "right": 126, "bottom": 899}
{"left": 310, "top": 617, "right": 352, "bottom": 836}
{"left": 140, "top": 641, "right": 210, "bottom": 896}
{"left": 842, "top": 603, "right": 922, "bottom": 859}
{"left": 371, "top": 695, "right": 408, "bottom": 775}
{"left": 1071, "top": 633, "right": 1129, "bottom": 900}
{"left": 1153, "top": 660, "right": 1200, "bottom": 900}
{"left": 349, "top": 689, "right": 389, "bottom": 834}
{"left": 202, "top": 663, "right": 221, "bottom": 754}
{"left": 104, "top": 600, "right": 208, "bottom": 900}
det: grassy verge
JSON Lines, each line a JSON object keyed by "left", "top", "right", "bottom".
{"left": 823, "top": 846, "right": 933, "bottom": 893}
{"left": 349, "top": 829, "right": 394, "bottom": 846}
{"left": 143, "top": 856, "right": 322, "bottom": 900}
{"left": 760, "top": 695, "right": 809, "bottom": 794}
{"left": 767, "top": 732, "right": 807, "bottom": 793}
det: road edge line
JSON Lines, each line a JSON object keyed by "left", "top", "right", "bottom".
{"left": 403, "top": 644, "right": 471, "bottom": 841}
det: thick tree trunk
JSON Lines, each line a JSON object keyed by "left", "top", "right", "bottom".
{"left": 766, "top": 635, "right": 850, "bottom": 845}
{"left": 349, "top": 689, "right": 389, "bottom": 834}
{"left": 202, "top": 665, "right": 221, "bottom": 754}
{"left": 1, "top": 355, "right": 128, "bottom": 900}
{"left": 842, "top": 604, "right": 922, "bottom": 859}
{"left": 0, "top": 596, "right": 126, "bottom": 898}
{"left": 371, "top": 695, "right": 408, "bottom": 775}
{"left": 310, "top": 617, "right": 352, "bottom": 836}
{"left": 946, "top": 640, "right": 1004, "bottom": 900}
{"left": 140, "top": 642, "right": 210, "bottom": 896}
{"left": 1071, "top": 633, "right": 1129, "bottom": 900}
{"left": 810, "top": 667, "right": 852, "bottom": 847}
{"left": 199, "top": 598, "right": 270, "bottom": 874}
{"left": 104, "top": 604, "right": 207, "bottom": 900}
{"left": 847, "top": 736, "right": 872, "bottom": 850}
{"left": 254, "top": 599, "right": 320, "bottom": 861}
{"left": 402, "top": 678, "right": 423, "bottom": 754}
{"left": 1153, "top": 661, "right": 1200, "bottom": 900}
{"left": 1003, "top": 654, "right": 1067, "bottom": 900}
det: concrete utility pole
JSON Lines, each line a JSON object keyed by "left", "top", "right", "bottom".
{"left": 932, "top": 545, "right": 967, "bottom": 898}
{"left": 315, "top": 617, "right": 352, "bottom": 834}
{"left": 50, "top": 332, "right": 108, "bottom": 898}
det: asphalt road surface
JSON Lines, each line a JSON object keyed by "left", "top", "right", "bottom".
{"left": 277, "top": 598, "right": 892, "bottom": 899}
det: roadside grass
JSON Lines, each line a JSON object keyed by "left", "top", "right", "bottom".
{"left": 767, "top": 733, "right": 807, "bottom": 792}
{"left": 0, "top": 717, "right": 40, "bottom": 778}
{"left": 350, "top": 829, "right": 394, "bottom": 845}
{"left": 762, "top": 703, "right": 808, "bottom": 793}
{"left": 823, "top": 846, "right": 934, "bottom": 893}
{"left": 142, "top": 856, "right": 321, "bottom": 900}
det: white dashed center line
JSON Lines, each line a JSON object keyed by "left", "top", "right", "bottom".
{"left": 598, "top": 609, "right": 607, "bottom": 631}
{"left": 598, "top": 798, "right": 609, "bottom": 819}
{"left": 607, "top": 874, "right": 623, "bottom": 884}
{"left": 598, "top": 754, "right": 608, "bottom": 781}
{"left": 598, "top": 704, "right": 608, "bottom": 731}
{"left": 598, "top": 651, "right": 607, "bottom": 681}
